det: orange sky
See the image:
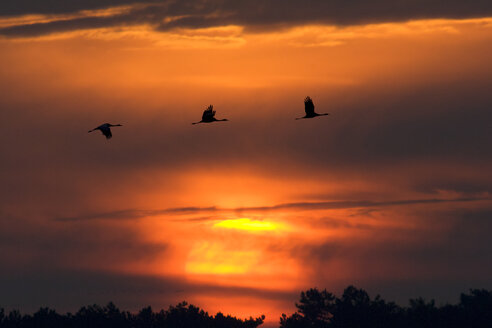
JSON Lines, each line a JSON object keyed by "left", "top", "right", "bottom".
{"left": 0, "top": 11, "right": 492, "bottom": 326}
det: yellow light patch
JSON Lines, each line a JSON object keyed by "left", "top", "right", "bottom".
{"left": 214, "top": 218, "right": 278, "bottom": 231}
{"left": 185, "top": 242, "right": 258, "bottom": 275}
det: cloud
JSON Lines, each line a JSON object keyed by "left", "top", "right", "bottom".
{"left": 0, "top": 267, "right": 296, "bottom": 313}
{"left": 54, "top": 207, "right": 219, "bottom": 222}
{"left": 289, "top": 207, "right": 492, "bottom": 304}
{"left": 232, "top": 197, "right": 489, "bottom": 212}
{"left": 54, "top": 196, "right": 489, "bottom": 222}
{"left": 0, "top": 0, "right": 160, "bottom": 17}
{"left": 0, "top": 216, "right": 169, "bottom": 271}
{"left": 1, "top": 0, "right": 492, "bottom": 37}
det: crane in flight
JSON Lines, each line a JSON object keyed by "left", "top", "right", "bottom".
{"left": 88, "top": 123, "right": 122, "bottom": 139}
{"left": 192, "top": 105, "right": 229, "bottom": 125}
{"left": 296, "top": 96, "right": 329, "bottom": 120}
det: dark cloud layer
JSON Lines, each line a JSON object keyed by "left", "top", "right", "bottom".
{"left": 0, "top": 0, "right": 160, "bottom": 16}
{"left": 55, "top": 197, "right": 488, "bottom": 222}
{"left": 1, "top": 0, "right": 492, "bottom": 37}
{"left": 0, "top": 215, "right": 168, "bottom": 269}
{"left": 55, "top": 207, "right": 219, "bottom": 222}
{"left": 0, "top": 268, "right": 295, "bottom": 313}
{"left": 300, "top": 209, "right": 492, "bottom": 304}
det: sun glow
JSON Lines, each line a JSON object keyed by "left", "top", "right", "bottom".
{"left": 185, "top": 242, "right": 259, "bottom": 275}
{"left": 214, "top": 218, "right": 280, "bottom": 232}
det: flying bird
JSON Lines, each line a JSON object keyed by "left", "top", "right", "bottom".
{"left": 296, "top": 96, "right": 329, "bottom": 120}
{"left": 88, "top": 123, "right": 122, "bottom": 139}
{"left": 192, "top": 105, "right": 229, "bottom": 125}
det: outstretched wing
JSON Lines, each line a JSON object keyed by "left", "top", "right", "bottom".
{"left": 100, "top": 126, "right": 112, "bottom": 139}
{"left": 202, "top": 105, "right": 216, "bottom": 120}
{"left": 304, "top": 96, "right": 315, "bottom": 115}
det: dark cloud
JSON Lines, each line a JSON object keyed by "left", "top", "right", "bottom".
{"left": 1, "top": 0, "right": 492, "bottom": 37}
{"left": 293, "top": 208, "right": 492, "bottom": 304}
{"left": 54, "top": 207, "right": 218, "bottom": 222}
{"left": 0, "top": 268, "right": 295, "bottom": 313}
{"left": 54, "top": 197, "right": 489, "bottom": 222}
{"left": 232, "top": 197, "right": 488, "bottom": 213}
{"left": 0, "top": 16, "right": 125, "bottom": 38}
{"left": 0, "top": 0, "right": 160, "bottom": 16}
{"left": 0, "top": 216, "right": 168, "bottom": 269}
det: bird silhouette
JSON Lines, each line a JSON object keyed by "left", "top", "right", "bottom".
{"left": 296, "top": 96, "right": 329, "bottom": 120}
{"left": 192, "top": 105, "right": 229, "bottom": 125}
{"left": 88, "top": 123, "right": 122, "bottom": 139}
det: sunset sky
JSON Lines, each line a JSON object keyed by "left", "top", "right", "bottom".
{"left": 0, "top": 1, "right": 491, "bottom": 326}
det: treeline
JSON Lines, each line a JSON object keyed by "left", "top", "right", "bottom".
{"left": 0, "top": 302, "right": 264, "bottom": 328}
{"left": 0, "top": 286, "right": 491, "bottom": 328}
{"left": 280, "top": 286, "right": 492, "bottom": 328}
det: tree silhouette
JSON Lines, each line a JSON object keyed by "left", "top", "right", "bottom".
{"left": 331, "top": 286, "right": 373, "bottom": 328}
{"left": 280, "top": 286, "right": 492, "bottom": 328}
{"left": 0, "top": 301, "right": 264, "bottom": 328}
{"left": 0, "top": 287, "right": 491, "bottom": 328}
{"left": 280, "top": 288, "right": 335, "bottom": 328}
{"left": 460, "top": 289, "right": 492, "bottom": 328}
